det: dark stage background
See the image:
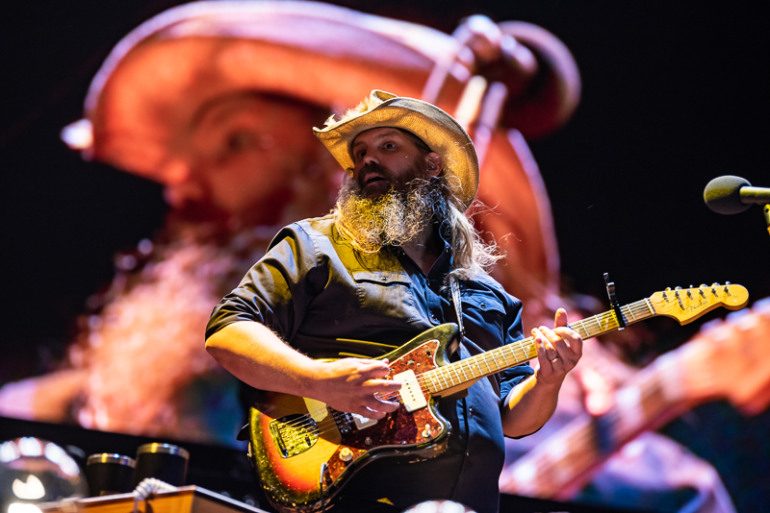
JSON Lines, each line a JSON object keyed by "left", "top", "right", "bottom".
{"left": 2, "top": 1, "right": 769, "bottom": 512}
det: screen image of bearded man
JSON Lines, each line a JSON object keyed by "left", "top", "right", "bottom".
{"left": 204, "top": 90, "right": 584, "bottom": 513}
{"left": 0, "top": 2, "right": 741, "bottom": 511}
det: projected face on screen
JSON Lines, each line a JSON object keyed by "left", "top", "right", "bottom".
{"left": 6, "top": 3, "right": 767, "bottom": 513}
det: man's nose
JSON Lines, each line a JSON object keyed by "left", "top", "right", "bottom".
{"left": 362, "top": 152, "right": 379, "bottom": 165}
{"left": 354, "top": 153, "right": 379, "bottom": 175}
{"left": 159, "top": 158, "right": 205, "bottom": 206}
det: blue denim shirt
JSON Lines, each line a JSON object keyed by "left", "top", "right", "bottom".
{"left": 206, "top": 215, "right": 533, "bottom": 513}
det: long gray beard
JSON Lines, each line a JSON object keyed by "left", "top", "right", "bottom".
{"left": 333, "top": 177, "right": 447, "bottom": 253}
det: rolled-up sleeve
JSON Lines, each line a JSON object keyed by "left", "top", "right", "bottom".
{"left": 205, "top": 224, "right": 325, "bottom": 341}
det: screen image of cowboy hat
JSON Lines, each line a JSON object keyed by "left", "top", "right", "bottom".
{"left": 1, "top": 2, "right": 768, "bottom": 513}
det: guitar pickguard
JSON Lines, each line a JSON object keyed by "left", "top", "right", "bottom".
{"left": 320, "top": 338, "right": 448, "bottom": 487}
{"left": 250, "top": 332, "right": 454, "bottom": 513}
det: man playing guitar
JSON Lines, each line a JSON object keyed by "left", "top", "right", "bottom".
{"left": 205, "top": 90, "right": 584, "bottom": 513}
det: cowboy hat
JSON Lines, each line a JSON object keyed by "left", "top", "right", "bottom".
{"left": 60, "top": 0, "right": 579, "bottom": 300}
{"left": 314, "top": 90, "right": 479, "bottom": 208}
{"left": 61, "top": 1, "right": 475, "bottom": 179}
{"left": 62, "top": 1, "right": 579, "bottom": 180}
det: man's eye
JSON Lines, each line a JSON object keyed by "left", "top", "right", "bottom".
{"left": 382, "top": 142, "right": 396, "bottom": 150}
{"left": 225, "top": 131, "right": 273, "bottom": 153}
{"left": 225, "top": 131, "right": 255, "bottom": 151}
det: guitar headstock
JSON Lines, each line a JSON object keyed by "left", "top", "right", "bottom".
{"left": 648, "top": 283, "right": 749, "bottom": 324}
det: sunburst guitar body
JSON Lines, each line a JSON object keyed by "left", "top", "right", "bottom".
{"left": 248, "top": 324, "right": 457, "bottom": 512}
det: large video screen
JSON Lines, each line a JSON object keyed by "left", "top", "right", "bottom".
{"left": 2, "top": 2, "right": 769, "bottom": 512}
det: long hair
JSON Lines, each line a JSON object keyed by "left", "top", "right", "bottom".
{"left": 403, "top": 129, "right": 502, "bottom": 279}
{"left": 441, "top": 174, "right": 502, "bottom": 281}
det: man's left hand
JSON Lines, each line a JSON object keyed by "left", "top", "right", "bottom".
{"left": 532, "top": 308, "right": 583, "bottom": 385}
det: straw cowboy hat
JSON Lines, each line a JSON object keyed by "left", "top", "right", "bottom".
{"left": 315, "top": 89, "right": 479, "bottom": 208}
{"left": 62, "top": 0, "right": 579, "bottom": 181}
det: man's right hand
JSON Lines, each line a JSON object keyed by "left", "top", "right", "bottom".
{"left": 206, "top": 322, "right": 402, "bottom": 418}
{"left": 311, "top": 358, "right": 402, "bottom": 418}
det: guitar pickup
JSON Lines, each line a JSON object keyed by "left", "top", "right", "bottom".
{"left": 393, "top": 369, "right": 428, "bottom": 412}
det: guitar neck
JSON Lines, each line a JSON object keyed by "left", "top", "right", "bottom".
{"left": 423, "top": 299, "right": 656, "bottom": 395}
{"left": 498, "top": 285, "right": 754, "bottom": 498}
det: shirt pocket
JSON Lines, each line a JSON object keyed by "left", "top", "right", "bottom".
{"left": 351, "top": 271, "right": 420, "bottom": 322}
{"left": 460, "top": 290, "right": 507, "bottom": 338}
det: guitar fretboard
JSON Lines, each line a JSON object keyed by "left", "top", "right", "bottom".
{"left": 420, "top": 299, "right": 656, "bottom": 394}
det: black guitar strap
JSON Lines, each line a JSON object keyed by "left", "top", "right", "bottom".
{"left": 449, "top": 275, "right": 465, "bottom": 342}
{"left": 449, "top": 275, "right": 470, "bottom": 402}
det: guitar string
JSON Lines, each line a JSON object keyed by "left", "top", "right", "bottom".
{"left": 272, "top": 302, "right": 654, "bottom": 438}
{"left": 271, "top": 303, "right": 655, "bottom": 439}
{"left": 281, "top": 288, "right": 727, "bottom": 436}
{"left": 538, "top": 290, "right": 735, "bottom": 473}
{"left": 273, "top": 284, "right": 734, "bottom": 487}
{"left": 275, "top": 308, "right": 679, "bottom": 448}
{"left": 273, "top": 295, "right": 713, "bottom": 442}
{"left": 270, "top": 291, "right": 733, "bottom": 447}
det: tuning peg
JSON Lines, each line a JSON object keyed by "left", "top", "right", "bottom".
{"left": 673, "top": 287, "right": 685, "bottom": 309}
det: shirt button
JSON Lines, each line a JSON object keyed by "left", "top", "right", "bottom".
{"left": 468, "top": 407, "right": 475, "bottom": 416}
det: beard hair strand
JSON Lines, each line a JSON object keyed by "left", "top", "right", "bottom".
{"left": 333, "top": 176, "right": 446, "bottom": 253}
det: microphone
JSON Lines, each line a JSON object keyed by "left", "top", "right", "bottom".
{"left": 703, "top": 175, "right": 770, "bottom": 214}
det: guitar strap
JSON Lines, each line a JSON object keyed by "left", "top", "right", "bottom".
{"left": 449, "top": 275, "right": 471, "bottom": 403}
{"left": 449, "top": 275, "right": 465, "bottom": 342}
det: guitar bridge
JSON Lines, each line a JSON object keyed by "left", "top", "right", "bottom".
{"left": 269, "top": 414, "right": 319, "bottom": 458}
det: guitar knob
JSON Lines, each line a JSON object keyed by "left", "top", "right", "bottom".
{"left": 338, "top": 447, "right": 354, "bottom": 462}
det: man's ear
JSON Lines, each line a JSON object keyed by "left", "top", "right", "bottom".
{"left": 425, "top": 152, "right": 443, "bottom": 177}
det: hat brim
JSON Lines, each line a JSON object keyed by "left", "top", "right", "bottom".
{"left": 73, "top": 1, "right": 581, "bottom": 179}
{"left": 79, "top": 1, "right": 469, "bottom": 178}
{"left": 314, "top": 93, "right": 479, "bottom": 209}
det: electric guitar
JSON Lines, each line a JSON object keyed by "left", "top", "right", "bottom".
{"left": 499, "top": 296, "right": 770, "bottom": 499}
{"left": 246, "top": 283, "right": 749, "bottom": 512}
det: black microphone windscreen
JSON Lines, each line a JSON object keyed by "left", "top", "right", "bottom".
{"left": 703, "top": 175, "right": 752, "bottom": 214}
